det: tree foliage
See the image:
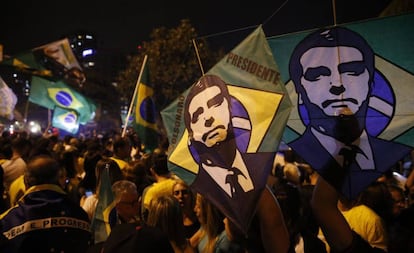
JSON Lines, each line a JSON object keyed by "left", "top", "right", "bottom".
{"left": 116, "top": 19, "right": 224, "bottom": 109}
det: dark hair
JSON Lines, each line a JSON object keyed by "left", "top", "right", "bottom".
{"left": 11, "top": 137, "right": 31, "bottom": 157}
{"left": 112, "top": 137, "right": 131, "bottom": 153}
{"left": 0, "top": 138, "right": 12, "bottom": 159}
{"left": 357, "top": 181, "right": 394, "bottom": 226}
{"left": 95, "top": 158, "right": 124, "bottom": 187}
{"left": 184, "top": 75, "right": 231, "bottom": 137}
{"left": 289, "top": 26, "right": 375, "bottom": 94}
{"left": 25, "top": 155, "right": 61, "bottom": 187}
{"left": 151, "top": 148, "right": 169, "bottom": 175}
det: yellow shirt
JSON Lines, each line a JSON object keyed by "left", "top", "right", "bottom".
{"left": 342, "top": 204, "right": 388, "bottom": 252}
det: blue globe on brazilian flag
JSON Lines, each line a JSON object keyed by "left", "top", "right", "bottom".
{"left": 52, "top": 107, "right": 79, "bottom": 134}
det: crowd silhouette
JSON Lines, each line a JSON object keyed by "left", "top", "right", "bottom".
{"left": 0, "top": 129, "right": 413, "bottom": 252}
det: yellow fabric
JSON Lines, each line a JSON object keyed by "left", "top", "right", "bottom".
{"left": 110, "top": 157, "right": 128, "bottom": 171}
{"left": 8, "top": 175, "right": 26, "bottom": 207}
{"left": 342, "top": 204, "right": 388, "bottom": 252}
{"left": 142, "top": 178, "right": 177, "bottom": 210}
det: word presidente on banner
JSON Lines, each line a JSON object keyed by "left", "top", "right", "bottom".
{"left": 3, "top": 217, "right": 91, "bottom": 240}
{"left": 225, "top": 53, "right": 281, "bottom": 84}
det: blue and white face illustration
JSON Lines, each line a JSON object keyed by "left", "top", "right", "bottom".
{"left": 299, "top": 46, "right": 370, "bottom": 116}
{"left": 188, "top": 85, "right": 231, "bottom": 148}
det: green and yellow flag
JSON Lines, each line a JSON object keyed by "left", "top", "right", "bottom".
{"left": 161, "top": 26, "right": 292, "bottom": 234}
{"left": 52, "top": 107, "right": 80, "bottom": 134}
{"left": 29, "top": 76, "right": 95, "bottom": 124}
{"left": 268, "top": 13, "right": 414, "bottom": 199}
{"left": 131, "top": 61, "right": 159, "bottom": 152}
{"left": 91, "top": 167, "right": 116, "bottom": 243}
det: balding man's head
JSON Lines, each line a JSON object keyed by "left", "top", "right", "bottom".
{"left": 24, "top": 155, "right": 61, "bottom": 188}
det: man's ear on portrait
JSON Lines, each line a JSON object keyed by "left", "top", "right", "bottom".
{"left": 298, "top": 93, "right": 303, "bottom": 105}
{"left": 187, "top": 133, "right": 194, "bottom": 145}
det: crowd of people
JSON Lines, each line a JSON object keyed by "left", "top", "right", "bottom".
{"left": 0, "top": 129, "right": 413, "bottom": 253}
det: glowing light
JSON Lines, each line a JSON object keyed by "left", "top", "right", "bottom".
{"left": 82, "top": 49, "right": 94, "bottom": 57}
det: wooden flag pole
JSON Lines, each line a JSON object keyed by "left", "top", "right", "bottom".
{"left": 121, "top": 54, "right": 148, "bottom": 137}
{"left": 192, "top": 39, "right": 205, "bottom": 76}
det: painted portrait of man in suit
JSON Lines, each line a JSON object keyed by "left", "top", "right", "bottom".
{"left": 287, "top": 26, "right": 412, "bottom": 199}
{"left": 184, "top": 75, "right": 254, "bottom": 198}
{"left": 183, "top": 74, "right": 275, "bottom": 230}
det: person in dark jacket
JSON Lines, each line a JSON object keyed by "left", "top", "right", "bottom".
{"left": 0, "top": 155, "right": 92, "bottom": 253}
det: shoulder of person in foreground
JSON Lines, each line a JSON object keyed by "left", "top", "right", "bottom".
{"left": 102, "top": 223, "right": 174, "bottom": 253}
{"left": 312, "top": 177, "right": 386, "bottom": 253}
{"left": 255, "top": 186, "right": 290, "bottom": 253}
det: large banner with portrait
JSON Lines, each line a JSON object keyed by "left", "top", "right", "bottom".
{"left": 2, "top": 38, "right": 86, "bottom": 87}
{"left": 161, "top": 26, "right": 292, "bottom": 233}
{"left": 268, "top": 13, "right": 414, "bottom": 199}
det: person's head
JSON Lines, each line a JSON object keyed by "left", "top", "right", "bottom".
{"left": 387, "top": 184, "right": 407, "bottom": 217}
{"left": 24, "top": 155, "right": 61, "bottom": 188}
{"left": 11, "top": 136, "right": 32, "bottom": 160}
{"left": 123, "top": 160, "right": 152, "bottom": 195}
{"left": 112, "top": 136, "right": 132, "bottom": 160}
{"left": 80, "top": 144, "right": 103, "bottom": 192}
{"left": 146, "top": 195, "right": 187, "bottom": 248}
{"left": 112, "top": 180, "right": 140, "bottom": 223}
{"left": 172, "top": 179, "right": 193, "bottom": 212}
{"left": 184, "top": 75, "right": 232, "bottom": 148}
{"left": 59, "top": 148, "right": 80, "bottom": 179}
{"left": 95, "top": 158, "right": 124, "bottom": 189}
{"left": 0, "top": 138, "right": 12, "bottom": 160}
{"left": 194, "top": 193, "right": 224, "bottom": 238}
{"left": 283, "top": 149, "right": 296, "bottom": 163}
{"left": 357, "top": 181, "right": 394, "bottom": 223}
{"left": 150, "top": 148, "right": 169, "bottom": 177}
{"left": 289, "top": 27, "right": 374, "bottom": 142}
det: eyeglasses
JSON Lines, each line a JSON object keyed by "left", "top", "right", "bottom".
{"left": 173, "top": 189, "right": 189, "bottom": 196}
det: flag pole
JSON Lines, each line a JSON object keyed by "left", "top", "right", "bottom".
{"left": 121, "top": 54, "right": 148, "bottom": 137}
{"left": 332, "top": 0, "right": 337, "bottom": 26}
{"left": 192, "top": 39, "right": 205, "bottom": 76}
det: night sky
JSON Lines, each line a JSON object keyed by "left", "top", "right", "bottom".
{"left": 1, "top": 0, "right": 392, "bottom": 55}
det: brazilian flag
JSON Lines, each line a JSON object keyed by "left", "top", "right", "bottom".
{"left": 52, "top": 106, "right": 80, "bottom": 134}
{"left": 91, "top": 167, "right": 116, "bottom": 243}
{"left": 131, "top": 62, "right": 159, "bottom": 152}
{"left": 29, "top": 76, "right": 96, "bottom": 124}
